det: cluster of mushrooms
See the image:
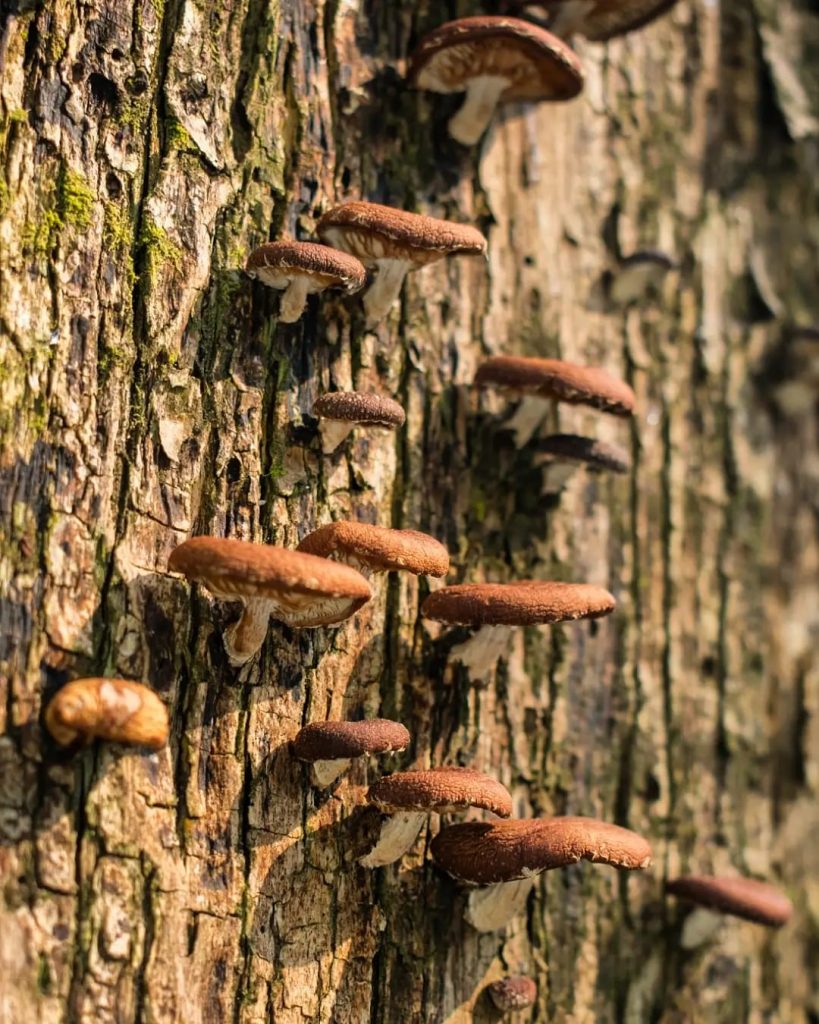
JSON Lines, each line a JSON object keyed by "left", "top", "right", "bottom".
{"left": 41, "top": 3, "right": 793, "bottom": 1015}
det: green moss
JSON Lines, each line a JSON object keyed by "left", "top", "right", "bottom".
{"left": 36, "top": 954, "right": 52, "bottom": 996}
{"left": 121, "top": 97, "right": 150, "bottom": 133}
{"left": 21, "top": 210, "right": 62, "bottom": 257}
{"left": 9, "top": 108, "right": 28, "bottom": 125}
{"left": 138, "top": 217, "right": 182, "bottom": 283}
{"left": 58, "top": 165, "right": 95, "bottom": 229}
{"left": 166, "top": 118, "right": 193, "bottom": 152}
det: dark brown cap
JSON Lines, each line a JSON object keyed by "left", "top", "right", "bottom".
{"left": 312, "top": 392, "right": 406, "bottom": 428}
{"left": 534, "top": 434, "right": 630, "bottom": 473}
{"left": 245, "top": 241, "right": 366, "bottom": 292}
{"left": 432, "top": 817, "right": 653, "bottom": 883}
{"left": 409, "top": 17, "right": 584, "bottom": 103}
{"left": 291, "top": 719, "right": 410, "bottom": 762}
{"left": 297, "top": 522, "right": 450, "bottom": 577}
{"left": 475, "top": 356, "right": 635, "bottom": 416}
{"left": 666, "top": 875, "right": 793, "bottom": 928}
{"left": 368, "top": 767, "right": 513, "bottom": 817}
{"left": 44, "top": 678, "right": 169, "bottom": 749}
{"left": 547, "top": 0, "right": 680, "bottom": 41}
{"left": 421, "top": 581, "right": 615, "bottom": 627}
{"left": 317, "top": 201, "right": 487, "bottom": 267}
{"left": 487, "top": 976, "right": 537, "bottom": 1011}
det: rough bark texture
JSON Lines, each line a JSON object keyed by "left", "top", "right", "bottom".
{"left": 1, "top": 1, "right": 818, "bottom": 1022}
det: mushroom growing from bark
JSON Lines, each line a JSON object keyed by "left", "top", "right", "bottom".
{"left": 432, "top": 817, "right": 652, "bottom": 931}
{"left": 408, "top": 16, "right": 584, "bottom": 146}
{"left": 245, "top": 240, "right": 366, "bottom": 322}
{"left": 542, "top": 0, "right": 680, "bottom": 41}
{"left": 487, "top": 975, "right": 537, "bottom": 1013}
{"left": 168, "top": 537, "right": 372, "bottom": 666}
{"left": 312, "top": 391, "right": 406, "bottom": 453}
{"left": 317, "top": 201, "right": 487, "bottom": 326}
{"left": 666, "top": 875, "right": 793, "bottom": 928}
{"left": 360, "top": 767, "right": 513, "bottom": 868}
{"left": 44, "top": 678, "right": 169, "bottom": 750}
{"left": 421, "top": 581, "right": 615, "bottom": 682}
{"left": 534, "top": 433, "right": 630, "bottom": 493}
{"left": 291, "top": 719, "right": 410, "bottom": 788}
{"left": 297, "top": 521, "right": 450, "bottom": 579}
{"left": 608, "top": 250, "right": 675, "bottom": 305}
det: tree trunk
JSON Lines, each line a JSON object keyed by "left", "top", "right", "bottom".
{"left": 1, "top": 0, "right": 817, "bottom": 1021}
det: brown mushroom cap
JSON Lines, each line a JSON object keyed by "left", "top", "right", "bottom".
{"left": 316, "top": 201, "right": 487, "bottom": 267}
{"left": 487, "top": 976, "right": 538, "bottom": 1012}
{"left": 421, "top": 581, "right": 615, "bottom": 627}
{"left": 666, "top": 875, "right": 793, "bottom": 928}
{"left": 408, "top": 16, "right": 584, "bottom": 103}
{"left": 312, "top": 392, "right": 406, "bottom": 428}
{"left": 245, "top": 241, "right": 366, "bottom": 292}
{"left": 44, "top": 678, "right": 169, "bottom": 749}
{"left": 297, "top": 522, "right": 450, "bottom": 577}
{"left": 291, "top": 719, "right": 410, "bottom": 762}
{"left": 546, "top": 0, "right": 680, "bottom": 42}
{"left": 534, "top": 434, "right": 630, "bottom": 473}
{"left": 168, "top": 537, "right": 371, "bottom": 613}
{"left": 475, "top": 356, "right": 635, "bottom": 416}
{"left": 368, "top": 767, "right": 513, "bottom": 817}
{"left": 432, "top": 817, "right": 653, "bottom": 884}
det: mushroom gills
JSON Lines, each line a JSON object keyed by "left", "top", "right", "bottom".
{"left": 450, "top": 624, "right": 514, "bottom": 682}
{"left": 223, "top": 597, "right": 273, "bottom": 666}
{"left": 448, "top": 75, "right": 511, "bottom": 146}
{"left": 359, "top": 810, "right": 426, "bottom": 868}
{"left": 310, "top": 758, "right": 353, "bottom": 788}
{"left": 363, "top": 258, "right": 415, "bottom": 326}
{"left": 319, "top": 418, "right": 356, "bottom": 454}
{"left": 465, "top": 877, "right": 536, "bottom": 932}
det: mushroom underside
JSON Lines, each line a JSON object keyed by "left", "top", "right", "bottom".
{"left": 319, "top": 418, "right": 357, "bottom": 453}
{"left": 466, "top": 877, "right": 536, "bottom": 932}
{"left": 449, "top": 624, "right": 515, "bottom": 681}
{"left": 504, "top": 394, "right": 550, "bottom": 446}
{"left": 541, "top": 459, "right": 580, "bottom": 494}
{"left": 359, "top": 810, "right": 427, "bottom": 868}
{"left": 310, "top": 758, "right": 353, "bottom": 788}
{"left": 609, "top": 260, "right": 670, "bottom": 305}
{"left": 548, "top": 0, "right": 598, "bottom": 37}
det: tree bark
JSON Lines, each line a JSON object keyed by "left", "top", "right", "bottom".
{"left": 1, "top": 1, "right": 817, "bottom": 1022}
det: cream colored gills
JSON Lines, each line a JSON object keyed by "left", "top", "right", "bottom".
{"left": 465, "top": 877, "right": 536, "bottom": 932}
{"left": 359, "top": 811, "right": 427, "bottom": 868}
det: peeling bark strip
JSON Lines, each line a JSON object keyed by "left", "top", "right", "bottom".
{"left": 0, "top": 1, "right": 817, "bottom": 1022}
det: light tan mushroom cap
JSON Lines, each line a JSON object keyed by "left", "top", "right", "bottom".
{"left": 312, "top": 392, "right": 406, "bottom": 427}
{"left": 421, "top": 581, "right": 615, "bottom": 626}
{"left": 409, "top": 16, "right": 584, "bottom": 101}
{"left": 475, "top": 356, "right": 635, "bottom": 416}
{"left": 245, "top": 240, "right": 366, "bottom": 292}
{"left": 535, "top": 434, "right": 630, "bottom": 473}
{"left": 291, "top": 719, "right": 410, "bottom": 762}
{"left": 297, "top": 522, "right": 450, "bottom": 577}
{"left": 317, "top": 201, "right": 487, "bottom": 267}
{"left": 168, "top": 537, "right": 372, "bottom": 609}
{"left": 546, "top": 0, "right": 680, "bottom": 41}
{"left": 368, "top": 767, "right": 513, "bottom": 817}
{"left": 666, "top": 875, "right": 793, "bottom": 928}
{"left": 432, "top": 817, "right": 653, "bottom": 883}
{"left": 44, "top": 678, "right": 169, "bottom": 749}
{"left": 487, "top": 976, "right": 537, "bottom": 1012}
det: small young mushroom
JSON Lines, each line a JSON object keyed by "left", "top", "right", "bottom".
{"left": 245, "top": 240, "right": 366, "bottom": 323}
{"left": 421, "top": 581, "right": 615, "bottom": 683}
{"left": 297, "top": 521, "right": 450, "bottom": 579}
{"left": 44, "top": 678, "right": 169, "bottom": 750}
{"left": 360, "top": 767, "right": 513, "bottom": 868}
{"left": 608, "top": 250, "right": 675, "bottom": 306}
{"left": 666, "top": 875, "right": 793, "bottom": 928}
{"left": 543, "top": 0, "right": 680, "bottom": 41}
{"left": 534, "top": 433, "right": 630, "bottom": 493}
{"left": 487, "top": 975, "right": 538, "bottom": 1013}
{"left": 317, "top": 201, "right": 487, "bottom": 326}
{"left": 408, "top": 17, "right": 584, "bottom": 146}
{"left": 432, "top": 817, "right": 652, "bottom": 932}
{"left": 168, "top": 537, "right": 372, "bottom": 666}
{"left": 312, "top": 391, "right": 406, "bottom": 453}
{"left": 475, "top": 355, "right": 636, "bottom": 417}
{"left": 291, "top": 719, "right": 410, "bottom": 788}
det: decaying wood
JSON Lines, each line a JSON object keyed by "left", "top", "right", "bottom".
{"left": 1, "top": 1, "right": 817, "bottom": 1021}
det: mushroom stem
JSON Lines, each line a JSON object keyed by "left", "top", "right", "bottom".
{"left": 278, "top": 275, "right": 312, "bottom": 323}
{"left": 548, "top": 0, "right": 597, "bottom": 37}
{"left": 363, "top": 259, "right": 414, "bottom": 326}
{"left": 223, "top": 597, "right": 273, "bottom": 666}
{"left": 448, "top": 75, "right": 511, "bottom": 146}
{"left": 505, "top": 394, "right": 549, "bottom": 447}
{"left": 541, "top": 460, "right": 579, "bottom": 495}
{"left": 359, "top": 811, "right": 426, "bottom": 868}
{"left": 450, "top": 624, "right": 515, "bottom": 683}
{"left": 310, "top": 758, "right": 352, "bottom": 788}
{"left": 465, "top": 877, "right": 536, "bottom": 932}
{"left": 319, "top": 419, "right": 356, "bottom": 454}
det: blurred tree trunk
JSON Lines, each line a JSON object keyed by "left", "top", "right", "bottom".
{"left": 1, "top": 0, "right": 817, "bottom": 1021}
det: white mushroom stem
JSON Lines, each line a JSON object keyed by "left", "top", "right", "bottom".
{"left": 465, "top": 877, "right": 536, "bottom": 933}
{"left": 359, "top": 811, "right": 426, "bottom": 868}
{"left": 363, "top": 259, "right": 414, "bottom": 327}
{"left": 609, "top": 261, "right": 669, "bottom": 306}
{"left": 548, "top": 0, "right": 597, "bottom": 37}
{"left": 541, "top": 460, "right": 579, "bottom": 495}
{"left": 505, "top": 395, "right": 549, "bottom": 447}
{"left": 319, "top": 418, "right": 356, "bottom": 454}
{"left": 223, "top": 597, "right": 273, "bottom": 666}
{"left": 310, "top": 758, "right": 352, "bottom": 788}
{"left": 450, "top": 625, "right": 514, "bottom": 683}
{"left": 278, "top": 275, "right": 312, "bottom": 323}
{"left": 448, "top": 75, "right": 511, "bottom": 146}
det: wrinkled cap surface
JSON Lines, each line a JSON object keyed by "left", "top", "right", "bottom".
{"left": 546, "top": 0, "right": 680, "bottom": 41}
{"left": 432, "top": 816, "right": 653, "bottom": 883}
{"left": 297, "top": 521, "right": 450, "bottom": 577}
{"left": 292, "top": 719, "right": 410, "bottom": 762}
{"left": 422, "top": 581, "right": 615, "bottom": 626}
{"left": 317, "top": 201, "right": 487, "bottom": 267}
{"left": 666, "top": 875, "right": 793, "bottom": 928}
{"left": 245, "top": 241, "right": 366, "bottom": 291}
{"left": 409, "top": 16, "right": 584, "bottom": 102}
{"left": 368, "top": 767, "right": 513, "bottom": 817}
{"left": 487, "top": 975, "right": 537, "bottom": 1011}
{"left": 475, "top": 356, "right": 635, "bottom": 416}
{"left": 535, "top": 434, "right": 630, "bottom": 473}
{"left": 313, "top": 392, "right": 407, "bottom": 427}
